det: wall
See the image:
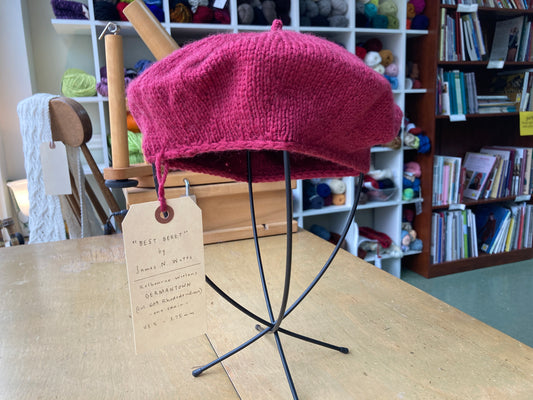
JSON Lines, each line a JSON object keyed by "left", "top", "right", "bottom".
{"left": 0, "top": 1, "right": 90, "bottom": 218}
{"left": 0, "top": 0, "right": 34, "bottom": 218}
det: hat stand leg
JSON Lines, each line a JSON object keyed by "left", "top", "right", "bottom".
{"left": 187, "top": 152, "right": 364, "bottom": 399}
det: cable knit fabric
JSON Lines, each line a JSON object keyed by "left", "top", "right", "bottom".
{"left": 127, "top": 20, "right": 402, "bottom": 184}
{"left": 18, "top": 94, "right": 67, "bottom": 243}
{"left": 17, "top": 94, "right": 102, "bottom": 243}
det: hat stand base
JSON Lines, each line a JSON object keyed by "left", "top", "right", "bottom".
{"left": 153, "top": 153, "right": 363, "bottom": 400}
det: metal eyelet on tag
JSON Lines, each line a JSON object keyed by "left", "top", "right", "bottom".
{"left": 155, "top": 205, "right": 174, "bottom": 224}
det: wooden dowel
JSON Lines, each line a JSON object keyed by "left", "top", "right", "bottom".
{"left": 105, "top": 33, "right": 129, "bottom": 170}
{"left": 84, "top": 180, "right": 113, "bottom": 231}
{"left": 81, "top": 144, "right": 123, "bottom": 228}
{"left": 123, "top": 0, "right": 180, "bottom": 60}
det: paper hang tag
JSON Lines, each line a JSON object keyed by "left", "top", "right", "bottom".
{"left": 39, "top": 142, "right": 72, "bottom": 195}
{"left": 122, "top": 196, "right": 206, "bottom": 354}
{"left": 213, "top": 0, "right": 227, "bottom": 9}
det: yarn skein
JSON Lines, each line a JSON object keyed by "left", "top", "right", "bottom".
{"left": 61, "top": 68, "right": 97, "bottom": 97}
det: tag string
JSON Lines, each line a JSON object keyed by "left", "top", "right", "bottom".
{"left": 155, "top": 154, "right": 169, "bottom": 213}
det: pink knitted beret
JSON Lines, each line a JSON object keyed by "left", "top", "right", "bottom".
{"left": 127, "top": 20, "right": 402, "bottom": 183}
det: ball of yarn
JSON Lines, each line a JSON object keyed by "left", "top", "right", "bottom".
{"left": 317, "top": 0, "right": 331, "bottom": 17}
{"left": 316, "top": 182, "right": 331, "bottom": 198}
{"left": 371, "top": 14, "right": 388, "bottom": 29}
{"left": 304, "top": 0, "right": 319, "bottom": 18}
{"left": 308, "top": 194, "right": 324, "bottom": 209}
{"left": 134, "top": 59, "right": 154, "bottom": 74}
{"left": 193, "top": 5, "right": 214, "bottom": 23}
{"left": 331, "top": 0, "right": 348, "bottom": 16}
{"left": 378, "top": 0, "right": 397, "bottom": 17}
{"left": 404, "top": 161, "right": 421, "bottom": 177}
{"left": 262, "top": 0, "right": 277, "bottom": 24}
{"left": 170, "top": 3, "right": 192, "bottom": 22}
{"left": 310, "top": 224, "right": 331, "bottom": 241}
{"left": 364, "top": 38, "right": 382, "bottom": 52}
{"left": 402, "top": 188, "right": 414, "bottom": 201}
{"left": 125, "top": 68, "right": 138, "bottom": 80}
{"left": 51, "top": 0, "right": 89, "bottom": 19}
{"left": 407, "top": 3, "right": 416, "bottom": 19}
{"left": 147, "top": 5, "right": 165, "bottom": 22}
{"left": 238, "top": 3, "right": 254, "bottom": 24}
{"left": 417, "top": 134, "right": 431, "bottom": 153}
{"left": 96, "top": 78, "right": 108, "bottom": 96}
{"left": 61, "top": 68, "right": 97, "bottom": 97}
{"left": 385, "top": 75, "right": 398, "bottom": 89}
{"left": 128, "top": 131, "right": 145, "bottom": 164}
{"left": 332, "top": 193, "right": 346, "bottom": 205}
{"left": 116, "top": 2, "right": 129, "bottom": 21}
{"left": 379, "top": 49, "right": 393, "bottom": 67}
{"left": 355, "top": 46, "right": 367, "bottom": 59}
{"left": 409, "top": 0, "right": 425, "bottom": 14}
{"left": 404, "top": 133, "right": 420, "bottom": 149}
{"left": 328, "top": 179, "right": 346, "bottom": 194}
{"left": 387, "top": 15, "right": 400, "bottom": 29}
{"left": 94, "top": 1, "right": 120, "bottom": 21}
{"left": 214, "top": 9, "right": 230, "bottom": 24}
{"left": 144, "top": 0, "right": 163, "bottom": 6}
{"left": 364, "top": 51, "right": 381, "bottom": 67}
{"left": 127, "top": 112, "right": 140, "bottom": 133}
{"left": 411, "top": 14, "right": 429, "bottom": 30}
{"left": 385, "top": 63, "right": 398, "bottom": 76}
{"left": 328, "top": 15, "right": 348, "bottom": 27}
{"left": 364, "top": 3, "right": 377, "bottom": 18}
{"left": 374, "top": 64, "right": 385, "bottom": 75}
{"left": 410, "top": 238, "right": 423, "bottom": 251}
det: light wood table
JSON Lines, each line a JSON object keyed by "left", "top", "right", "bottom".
{"left": 1, "top": 231, "right": 532, "bottom": 399}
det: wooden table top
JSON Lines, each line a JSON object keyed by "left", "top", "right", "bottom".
{"left": 1, "top": 230, "right": 532, "bottom": 399}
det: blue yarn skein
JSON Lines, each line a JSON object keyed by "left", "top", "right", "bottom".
{"left": 310, "top": 224, "right": 331, "bottom": 241}
{"left": 316, "top": 182, "right": 331, "bottom": 198}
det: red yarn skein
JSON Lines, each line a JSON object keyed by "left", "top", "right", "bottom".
{"left": 193, "top": 6, "right": 214, "bottom": 23}
{"left": 214, "top": 9, "right": 230, "bottom": 24}
{"left": 116, "top": 2, "right": 128, "bottom": 21}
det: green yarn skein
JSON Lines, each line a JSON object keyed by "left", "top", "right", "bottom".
{"left": 128, "top": 130, "right": 144, "bottom": 164}
{"left": 61, "top": 68, "right": 97, "bottom": 97}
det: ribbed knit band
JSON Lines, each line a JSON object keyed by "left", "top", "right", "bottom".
{"left": 128, "top": 20, "right": 402, "bottom": 182}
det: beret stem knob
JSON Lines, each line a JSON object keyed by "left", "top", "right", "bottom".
{"left": 271, "top": 19, "right": 283, "bottom": 31}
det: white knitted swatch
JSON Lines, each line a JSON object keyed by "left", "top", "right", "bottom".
{"left": 18, "top": 94, "right": 66, "bottom": 243}
{"left": 17, "top": 94, "right": 102, "bottom": 243}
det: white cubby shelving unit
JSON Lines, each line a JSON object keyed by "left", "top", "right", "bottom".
{"left": 51, "top": 0, "right": 427, "bottom": 278}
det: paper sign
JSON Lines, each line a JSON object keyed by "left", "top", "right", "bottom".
{"left": 39, "top": 142, "right": 72, "bottom": 195}
{"left": 519, "top": 111, "right": 533, "bottom": 136}
{"left": 122, "top": 196, "right": 206, "bottom": 354}
{"left": 449, "top": 203, "right": 466, "bottom": 211}
{"left": 457, "top": 4, "right": 477, "bottom": 12}
{"left": 449, "top": 114, "right": 466, "bottom": 122}
{"left": 213, "top": 0, "right": 227, "bottom": 9}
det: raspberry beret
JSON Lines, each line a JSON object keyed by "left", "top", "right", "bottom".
{"left": 127, "top": 20, "right": 402, "bottom": 183}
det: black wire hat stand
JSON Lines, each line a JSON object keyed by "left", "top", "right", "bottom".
{"left": 154, "top": 151, "right": 364, "bottom": 400}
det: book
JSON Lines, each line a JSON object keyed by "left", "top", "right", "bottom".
{"left": 462, "top": 152, "right": 498, "bottom": 200}
{"left": 480, "top": 147, "right": 513, "bottom": 197}
{"left": 475, "top": 204, "right": 511, "bottom": 253}
{"left": 488, "top": 16, "right": 526, "bottom": 67}
{"left": 489, "top": 69, "right": 531, "bottom": 104}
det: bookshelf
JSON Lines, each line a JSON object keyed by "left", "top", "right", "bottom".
{"left": 405, "top": 2, "right": 533, "bottom": 278}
